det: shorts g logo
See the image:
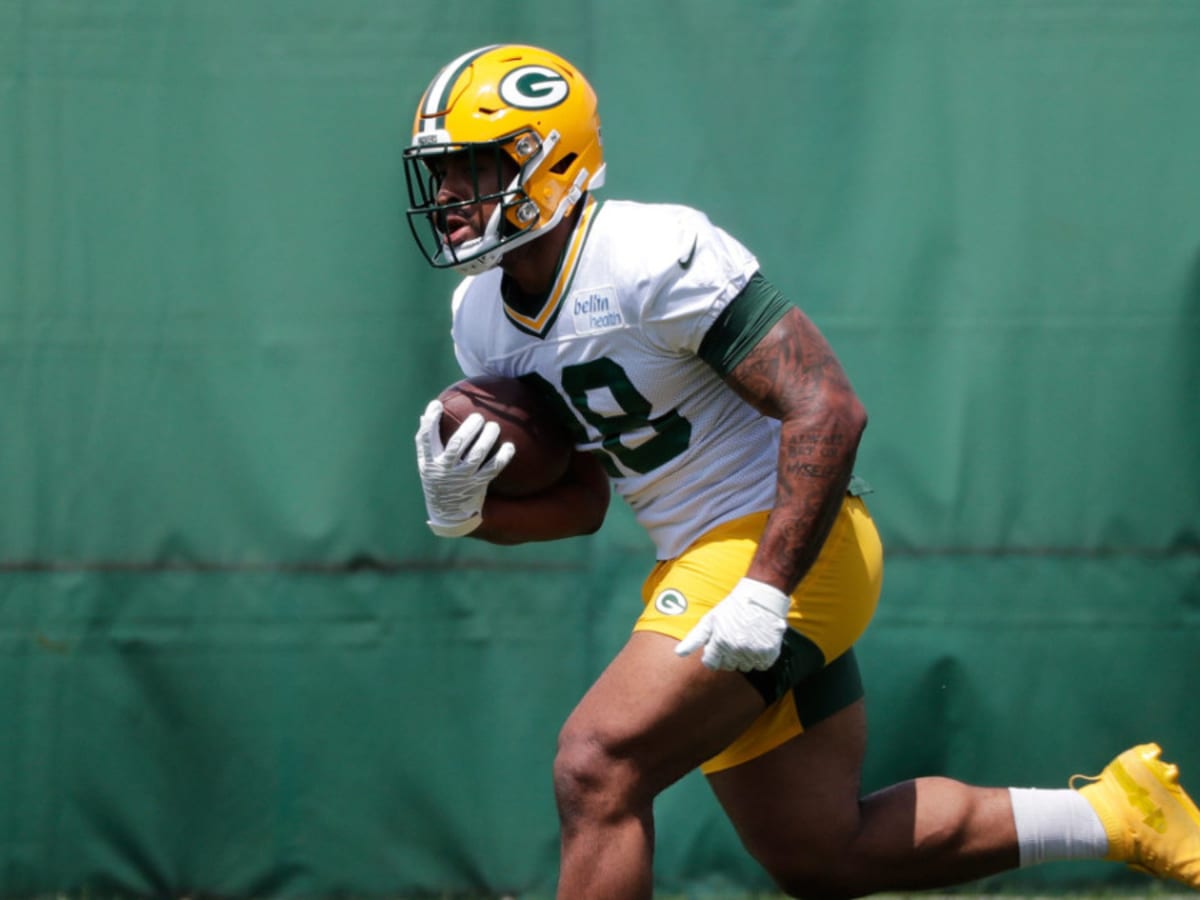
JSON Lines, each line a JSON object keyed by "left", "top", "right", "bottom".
{"left": 654, "top": 589, "right": 688, "bottom": 616}
{"left": 500, "top": 66, "right": 569, "bottom": 109}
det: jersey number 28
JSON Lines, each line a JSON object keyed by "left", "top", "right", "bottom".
{"left": 523, "top": 359, "right": 691, "bottom": 476}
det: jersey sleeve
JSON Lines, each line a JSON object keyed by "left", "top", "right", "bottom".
{"left": 637, "top": 208, "right": 760, "bottom": 356}
{"left": 696, "top": 272, "right": 794, "bottom": 377}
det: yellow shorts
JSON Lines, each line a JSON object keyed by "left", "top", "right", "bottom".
{"left": 637, "top": 496, "right": 883, "bottom": 774}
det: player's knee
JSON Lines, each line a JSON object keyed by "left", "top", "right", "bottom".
{"left": 752, "top": 828, "right": 869, "bottom": 899}
{"left": 906, "top": 777, "right": 976, "bottom": 851}
{"left": 552, "top": 728, "right": 643, "bottom": 828}
{"left": 767, "top": 867, "right": 866, "bottom": 900}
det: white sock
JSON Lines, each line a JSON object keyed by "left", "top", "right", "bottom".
{"left": 1009, "top": 787, "right": 1110, "bottom": 866}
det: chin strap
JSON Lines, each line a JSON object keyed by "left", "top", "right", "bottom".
{"left": 450, "top": 247, "right": 504, "bottom": 276}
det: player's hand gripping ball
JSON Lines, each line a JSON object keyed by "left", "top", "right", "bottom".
{"left": 437, "top": 375, "right": 574, "bottom": 498}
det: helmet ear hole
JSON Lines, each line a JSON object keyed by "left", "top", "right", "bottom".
{"left": 549, "top": 152, "right": 577, "bottom": 175}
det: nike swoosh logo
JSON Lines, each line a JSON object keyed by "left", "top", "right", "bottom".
{"left": 678, "top": 236, "right": 698, "bottom": 270}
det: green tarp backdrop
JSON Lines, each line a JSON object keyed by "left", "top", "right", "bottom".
{"left": 2, "top": 1, "right": 1198, "bottom": 896}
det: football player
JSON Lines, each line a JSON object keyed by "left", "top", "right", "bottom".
{"left": 408, "top": 44, "right": 1200, "bottom": 898}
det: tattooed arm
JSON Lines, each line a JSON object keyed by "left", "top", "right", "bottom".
{"left": 724, "top": 305, "right": 867, "bottom": 594}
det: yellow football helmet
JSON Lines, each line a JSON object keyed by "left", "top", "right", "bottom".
{"left": 403, "top": 44, "right": 605, "bottom": 275}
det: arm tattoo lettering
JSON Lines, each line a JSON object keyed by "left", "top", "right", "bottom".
{"left": 725, "top": 307, "right": 867, "bottom": 592}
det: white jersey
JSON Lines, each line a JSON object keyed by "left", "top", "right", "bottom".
{"left": 450, "top": 197, "right": 783, "bottom": 559}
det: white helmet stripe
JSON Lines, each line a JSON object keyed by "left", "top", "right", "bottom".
{"left": 418, "top": 44, "right": 501, "bottom": 135}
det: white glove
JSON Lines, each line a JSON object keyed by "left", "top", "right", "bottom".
{"left": 415, "top": 400, "right": 515, "bottom": 537}
{"left": 675, "top": 577, "right": 791, "bottom": 671}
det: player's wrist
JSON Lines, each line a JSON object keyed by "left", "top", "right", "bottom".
{"left": 735, "top": 577, "right": 791, "bottom": 619}
{"left": 427, "top": 511, "right": 482, "bottom": 538}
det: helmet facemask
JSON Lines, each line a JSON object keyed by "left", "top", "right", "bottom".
{"left": 404, "top": 128, "right": 561, "bottom": 276}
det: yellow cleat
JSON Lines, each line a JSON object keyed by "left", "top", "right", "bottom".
{"left": 1072, "top": 743, "right": 1200, "bottom": 890}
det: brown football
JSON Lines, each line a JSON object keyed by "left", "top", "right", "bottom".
{"left": 437, "top": 375, "right": 574, "bottom": 498}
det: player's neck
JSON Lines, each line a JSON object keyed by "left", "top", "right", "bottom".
{"left": 500, "top": 199, "right": 586, "bottom": 297}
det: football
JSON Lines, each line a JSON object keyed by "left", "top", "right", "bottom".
{"left": 437, "top": 375, "right": 574, "bottom": 498}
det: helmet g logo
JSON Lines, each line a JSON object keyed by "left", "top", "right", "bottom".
{"left": 499, "top": 66, "right": 569, "bottom": 109}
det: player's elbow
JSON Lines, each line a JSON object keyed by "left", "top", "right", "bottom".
{"left": 844, "top": 395, "right": 868, "bottom": 446}
{"left": 811, "top": 390, "right": 867, "bottom": 457}
{"left": 571, "top": 450, "right": 612, "bottom": 536}
{"left": 578, "top": 490, "right": 610, "bottom": 536}
{"left": 571, "top": 473, "right": 611, "bottom": 536}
